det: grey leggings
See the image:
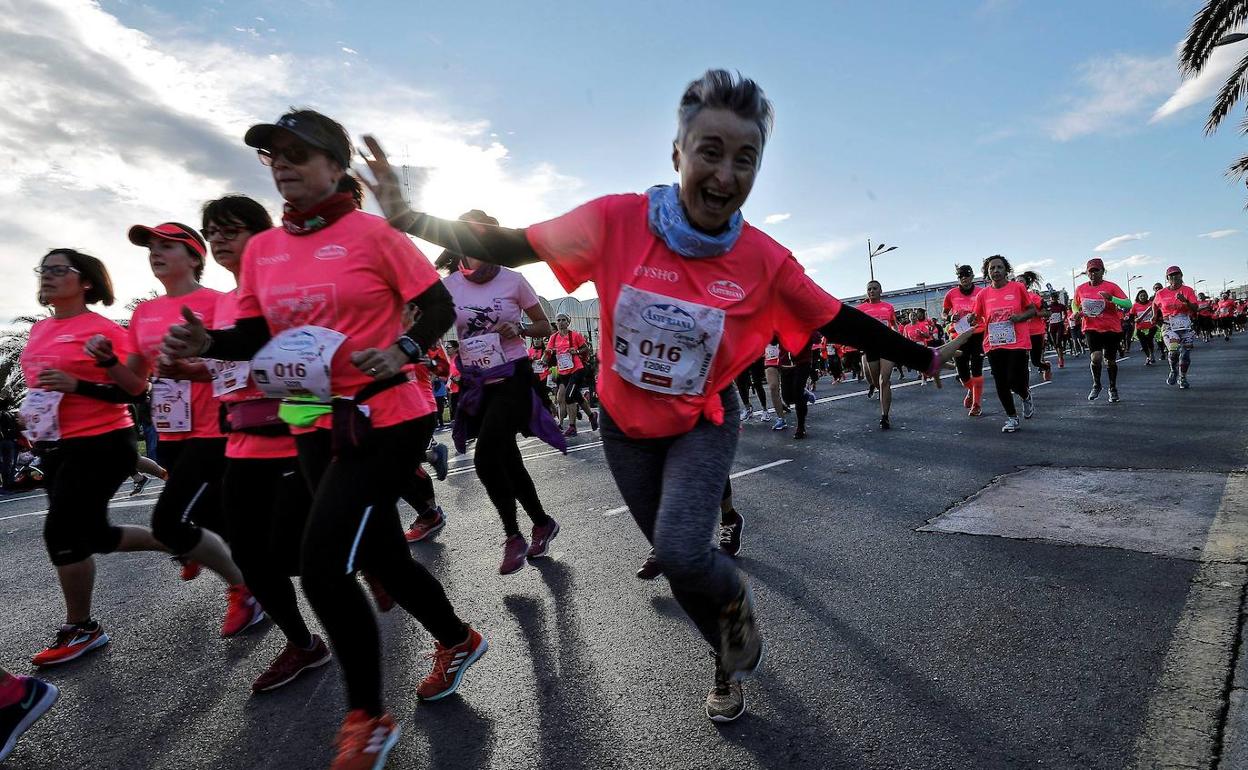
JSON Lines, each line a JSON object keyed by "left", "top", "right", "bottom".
{"left": 599, "top": 387, "right": 743, "bottom": 649}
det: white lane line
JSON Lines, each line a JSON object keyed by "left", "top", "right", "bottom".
{"left": 446, "top": 440, "right": 605, "bottom": 477}
{"left": 603, "top": 459, "right": 794, "bottom": 516}
{"left": 0, "top": 485, "right": 165, "bottom": 523}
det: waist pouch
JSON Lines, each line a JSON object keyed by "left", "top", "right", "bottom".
{"left": 330, "top": 374, "right": 408, "bottom": 458}
{"left": 220, "top": 400, "right": 290, "bottom": 437}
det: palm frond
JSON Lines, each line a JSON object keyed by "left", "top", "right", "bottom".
{"left": 1229, "top": 152, "right": 1248, "bottom": 179}
{"left": 1206, "top": 52, "right": 1248, "bottom": 133}
{"left": 1181, "top": 0, "right": 1248, "bottom": 74}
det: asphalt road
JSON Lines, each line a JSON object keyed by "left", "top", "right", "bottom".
{"left": 2, "top": 340, "right": 1246, "bottom": 770}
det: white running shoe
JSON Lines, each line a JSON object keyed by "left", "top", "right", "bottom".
{"left": 1021, "top": 394, "right": 1035, "bottom": 419}
{"left": 1002, "top": 416, "right": 1021, "bottom": 433}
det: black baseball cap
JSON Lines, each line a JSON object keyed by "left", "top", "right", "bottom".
{"left": 244, "top": 110, "right": 351, "bottom": 167}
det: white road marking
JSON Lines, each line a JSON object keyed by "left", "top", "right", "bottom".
{"left": 603, "top": 459, "right": 794, "bottom": 516}
{"left": 446, "top": 441, "right": 605, "bottom": 477}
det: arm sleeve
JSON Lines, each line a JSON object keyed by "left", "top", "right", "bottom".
{"left": 818, "top": 305, "right": 938, "bottom": 372}
{"left": 392, "top": 212, "right": 537, "bottom": 268}
{"left": 73, "top": 380, "right": 148, "bottom": 404}
{"left": 402, "top": 281, "right": 455, "bottom": 351}
{"left": 205, "top": 316, "right": 271, "bottom": 360}
{"left": 1110, "top": 295, "right": 1132, "bottom": 310}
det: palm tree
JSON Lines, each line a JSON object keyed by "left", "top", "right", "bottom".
{"left": 1180, "top": 2, "right": 1248, "bottom": 179}
{"left": 0, "top": 314, "right": 48, "bottom": 402}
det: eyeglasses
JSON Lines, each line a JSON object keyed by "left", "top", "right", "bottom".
{"left": 257, "top": 143, "right": 318, "bottom": 166}
{"left": 33, "top": 265, "right": 81, "bottom": 277}
{"left": 201, "top": 226, "right": 247, "bottom": 241}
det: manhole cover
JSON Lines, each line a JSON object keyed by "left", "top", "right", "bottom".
{"left": 920, "top": 467, "right": 1240, "bottom": 561}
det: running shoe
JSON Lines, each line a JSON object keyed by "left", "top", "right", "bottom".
{"left": 1087, "top": 385, "right": 1102, "bottom": 402}
{"left": 705, "top": 653, "right": 745, "bottom": 723}
{"left": 968, "top": 403, "right": 982, "bottom": 417}
{"left": 1167, "top": 370, "right": 1178, "bottom": 386}
{"left": 759, "top": 409, "right": 773, "bottom": 423}
{"left": 1057, "top": 356, "right": 1065, "bottom": 369}
{"left": 793, "top": 428, "right": 807, "bottom": 440}
{"left": 719, "top": 511, "right": 744, "bottom": 557}
{"left": 221, "top": 585, "right": 265, "bottom": 638}
{"left": 1002, "top": 416, "right": 1020, "bottom": 433}
{"left": 963, "top": 388, "right": 973, "bottom": 409}
{"left": 637, "top": 551, "right": 663, "bottom": 580}
{"left": 32, "top": 621, "right": 109, "bottom": 667}
{"left": 738, "top": 406, "right": 752, "bottom": 422}
{"left": 130, "top": 474, "right": 149, "bottom": 497}
{"left": 717, "top": 586, "right": 763, "bottom": 680}
{"left": 251, "top": 635, "right": 332, "bottom": 693}
{"left": 866, "top": 386, "right": 876, "bottom": 399}
{"left": 405, "top": 507, "right": 446, "bottom": 543}
{"left": 1144, "top": 358, "right": 1153, "bottom": 366}
{"left": 175, "top": 556, "right": 202, "bottom": 582}
{"left": 362, "top": 572, "right": 395, "bottom": 613}
{"left": 500, "top": 534, "right": 528, "bottom": 574}
{"left": 588, "top": 411, "right": 599, "bottom": 432}
{"left": 563, "top": 424, "right": 577, "bottom": 438}
{"left": 430, "top": 443, "right": 449, "bottom": 481}
{"left": 330, "top": 710, "right": 399, "bottom": 770}
{"left": 527, "top": 518, "right": 560, "bottom": 559}
{"left": 771, "top": 418, "right": 787, "bottom": 431}
{"left": 879, "top": 415, "right": 890, "bottom": 431}
{"left": 1042, "top": 365, "right": 1052, "bottom": 382}
{"left": 0, "top": 676, "right": 59, "bottom": 762}
{"left": 1108, "top": 388, "right": 1120, "bottom": 403}
{"left": 416, "top": 627, "right": 488, "bottom": 701}
{"left": 1179, "top": 376, "right": 1191, "bottom": 389}
{"left": 804, "top": 389, "right": 816, "bottom": 404}
{"left": 1021, "top": 395, "right": 1035, "bottom": 419}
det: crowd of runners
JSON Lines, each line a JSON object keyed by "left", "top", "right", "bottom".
{"left": 2, "top": 69, "right": 1245, "bottom": 769}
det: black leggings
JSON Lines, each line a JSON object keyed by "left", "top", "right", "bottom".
{"left": 150, "top": 437, "right": 227, "bottom": 555}
{"left": 223, "top": 455, "right": 314, "bottom": 647}
{"left": 1029, "top": 335, "right": 1049, "bottom": 370}
{"left": 1047, "top": 324, "right": 1066, "bottom": 353}
{"left": 734, "top": 358, "right": 767, "bottom": 410}
{"left": 987, "top": 349, "right": 1030, "bottom": 416}
{"left": 469, "top": 370, "right": 551, "bottom": 538}
{"left": 779, "top": 364, "right": 812, "bottom": 430}
{"left": 1138, "top": 326, "right": 1157, "bottom": 359}
{"left": 41, "top": 429, "right": 137, "bottom": 566}
{"left": 954, "top": 333, "right": 985, "bottom": 383}
{"left": 296, "top": 417, "right": 466, "bottom": 716}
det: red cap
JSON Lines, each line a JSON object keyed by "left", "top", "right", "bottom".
{"left": 1086, "top": 257, "right": 1105, "bottom": 270}
{"left": 1166, "top": 265, "right": 1182, "bottom": 276}
{"left": 128, "top": 222, "right": 206, "bottom": 258}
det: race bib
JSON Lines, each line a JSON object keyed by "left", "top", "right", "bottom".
{"left": 611, "top": 284, "right": 725, "bottom": 396}
{"left": 151, "top": 378, "right": 192, "bottom": 433}
{"left": 19, "top": 389, "right": 63, "bottom": 443}
{"left": 250, "top": 325, "right": 346, "bottom": 401}
{"left": 953, "top": 316, "right": 973, "bottom": 335}
{"left": 1048, "top": 312, "right": 1063, "bottom": 324}
{"left": 1137, "top": 307, "right": 1154, "bottom": 324}
{"left": 207, "top": 359, "right": 251, "bottom": 398}
{"left": 1082, "top": 298, "right": 1106, "bottom": 318}
{"left": 461, "top": 333, "right": 506, "bottom": 369}
{"left": 987, "top": 320, "right": 1017, "bottom": 346}
{"left": 1168, "top": 314, "right": 1193, "bottom": 331}
{"left": 764, "top": 344, "right": 780, "bottom": 362}
{"left": 556, "top": 352, "right": 575, "bottom": 373}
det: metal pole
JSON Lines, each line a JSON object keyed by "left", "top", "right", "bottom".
{"left": 868, "top": 239, "right": 874, "bottom": 282}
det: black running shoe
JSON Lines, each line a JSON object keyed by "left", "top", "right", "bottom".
{"left": 636, "top": 551, "right": 663, "bottom": 580}
{"left": 719, "top": 511, "right": 744, "bottom": 557}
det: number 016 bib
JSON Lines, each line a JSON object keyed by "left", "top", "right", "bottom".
{"left": 611, "top": 285, "right": 724, "bottom": 396}
{"left": 250, "top": 326, "right": 346, "bottom": 401}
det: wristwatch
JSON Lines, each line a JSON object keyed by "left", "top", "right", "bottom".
{"left": 395, "top": 335, "right": 423, "bottom": 362}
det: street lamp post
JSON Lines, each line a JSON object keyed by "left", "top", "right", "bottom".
{"left": 867, "top": 239, "right": 898, "bottom": 282}
{"left": 1127, "top": 274, "right": 1142, "bottom": 298}
{"left": 915, "top": 282, "right": 929, "bottom": 316}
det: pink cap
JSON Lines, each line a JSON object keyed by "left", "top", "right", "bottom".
{"left": 1165, "top": 265, "right": 1182, "bottom": 276}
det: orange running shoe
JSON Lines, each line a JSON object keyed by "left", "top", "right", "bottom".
{"left": 174, "top": 557, "right": 202, "bottom": 581}
{"left": 416, "top": 627, "right": 488, "bottom": 701}
{"left": 221, "top": 585, "right": 265, "bottom": 638}
{"left": 330, "top": 710, "right": 399, "bottom": 770}
{"left": 32, "top": 622, "right": 110, "bottom": 667}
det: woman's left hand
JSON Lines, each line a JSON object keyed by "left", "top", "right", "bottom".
{"left": 351, "top": 345, "right": 409, "bottom": 380}
{"left": 37, "top": 369, "right": 78, "bottom": 393}
{"left": 496, "top": 321, "right": 521, "bottom": 340}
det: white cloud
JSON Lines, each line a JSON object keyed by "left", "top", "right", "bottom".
{"left": 794, "top": 235, "right": 862, "bottom": 266}
{"left": 1153, "top": 36, "right": 1248, "bottom": 122}
{"left": 1015, "top": 258, "right": 1055, "bottom": 272}
{"left": 1199, "top": 229, "right": 1239, "bottom": 239}
{"left": 341, "top": 46, "right": 358, "bottom": 55}
{"left": 1049, "top": 54, "right": 1177, "bottom": 141}
{"left": 0, "top": 0, "right": 582, "bottom": 318}
{"left": 1104, "top": 254, "right": 1159, "bottom": 271}
{"left": 1094, "top": 232, "right": 1150, "bottom": 252}
{"left": 763, "top": 213, "right": 791, "bottom": 225}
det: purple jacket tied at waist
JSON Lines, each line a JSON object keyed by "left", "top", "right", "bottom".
{"left": 451, "top": 357, "right": 567, "bottom": 455}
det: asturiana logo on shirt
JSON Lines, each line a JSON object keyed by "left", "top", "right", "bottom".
{"left": 314, "top": 245, "right": 348, "bottom": 260}
{"left": 641, "top": 304, "right": 696, "bottom": 332}
{"left": 706, "top": 280, "right": 745, "bottom": 301}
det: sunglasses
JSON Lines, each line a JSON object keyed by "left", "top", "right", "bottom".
{"left": 33, "top": 265, "right": 81, "bottom": 277}
{"left": 257, "top": 143, "right": 321, "bottom": 166}
{"left": 200, "top": 226, "right": 247, "bottom": 241}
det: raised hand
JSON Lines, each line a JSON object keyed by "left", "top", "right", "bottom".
{"left": 356, "top": 135, "right": 413, "bottom": 221}
{"left": 162, "top": 306, "right": 209, "bottom": 360}
{"left": 84, "top": 334, "right": 115, "bottom": 363}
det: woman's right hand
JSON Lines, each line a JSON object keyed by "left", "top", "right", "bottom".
{"left": 84, "top": 334, "right": 114, "bottom": 362}
{"left": 357, "top": 135, "right": 413, "bottom": 222}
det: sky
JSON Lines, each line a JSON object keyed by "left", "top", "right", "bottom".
{"left": 3, "top": 0, "right": 1248, "bottom": 322}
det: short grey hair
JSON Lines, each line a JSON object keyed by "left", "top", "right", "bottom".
{"left": 675, "top": 69, "right": 775, "bottom": 150}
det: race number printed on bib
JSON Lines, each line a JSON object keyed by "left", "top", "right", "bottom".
{"left": 207, "top": 360, "right": 251, "bottom": 398}
{"left": 953, "top": 316, "right": 973, "bottom": 335}
{"left": 19, "top": 389, "right": 63, "bottom": 443}
{"left": 1168, "top": 314, "right": 1193, "bottom": 332}
{"left": 987, "top": 320, "right": 1017, "bottom": 346}
{"left": 250, "top": 325, "right": 346, "bottom": 401}
{"left": 1082, "top": 298, "right": 1106, "bottom": 318}
{"left": 764, "top": 344, "right": 780, "bottom": 362}
{"left": 151, "top": 378, "right": 192, "bottom": 433}
{"left": 1048, "top": 312, "right": 1063, "bottom": 324}
{"left": 611, "top": 285, "right": 725, "bottom": 396}
{"left": 556, "top": 352, "right": 575, "bottom": 373}
{"left": 461, "top": 333, "right": 506, "bottom": 369}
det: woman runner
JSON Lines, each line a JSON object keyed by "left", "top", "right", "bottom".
{"left": 90, "top": 222, "right": 258, "bottom": 635}
{"left": 943, "top": 265, "right": 986, "bottom": 416}
{"left": 1130, "top": 289, "right": 1159, "bottom": 365}
{"left": 164, "top": 109, "right": 486, "bottom": 770}
{"left": 201, "top": 195, "right": 332, "bottom": 692}
{"left": 22, "top": 250, "right": 172, "bottom": 666}
{"left": 1155, "top": 266, "right": 1200, "bottom": 389}
{"left": 858, "top": 280, "right": 899, "bottom": 430}
{"left": 763, "top": 335, "right": 790, "bottom": 428}
{"left": 437, "top": 209, "right": 564, "bottom": 574}
{"left": 1045, "top": 292, "right": 1069, "bottom": 369}
{"left": 971, "top": 255, "right": 1037, "bottom": 432}
{"left": 360, "top": 69, "right": 966, "bottom": 722}
{"left": 1073, "top": 258, "right": 1129, "bottom": 403}
{"left": 1018, "top": 272, "right": 1052, "bottom": 383}
{"left": 547, "top": 313, "right": 596, "bottom": 436}
{"left": 733, "top": 354, "right": 768, "bottom": 421}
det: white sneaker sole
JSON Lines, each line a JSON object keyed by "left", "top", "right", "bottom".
{"left": 419, "top": 635, "right": 489, "bottom": 701}
{"left": 33, "top": 633, "right": 110, "bottom": 667}
{"left": 707, "top": 699, "right": 747, "bottom": 723}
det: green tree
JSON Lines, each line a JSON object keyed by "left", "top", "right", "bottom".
{"left": 0, "top": 314, "right": 48, "bottom": 402}
{"left": 1180, "top": 2, "right": 1248, "bottom": 180}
